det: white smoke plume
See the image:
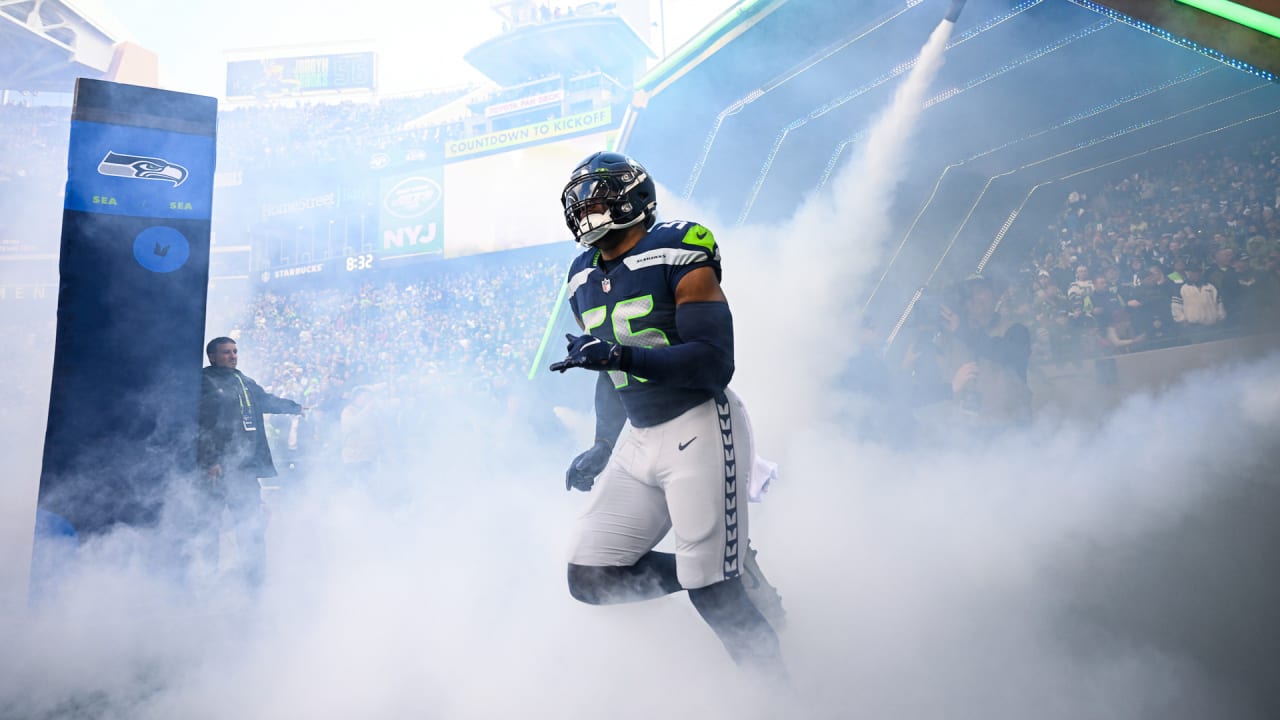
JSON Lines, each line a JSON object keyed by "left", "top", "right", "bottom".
{"left": 728, "top": 20, "right": 955, "bottom": 437}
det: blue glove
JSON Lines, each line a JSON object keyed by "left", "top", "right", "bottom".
{"left": 549, "top": 333, "right": 623, "bottom": 373}
{"left": 566, "top": 439, "right": 612, "bottom": 492}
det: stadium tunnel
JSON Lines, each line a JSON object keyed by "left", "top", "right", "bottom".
{"left": 620, "top": 0, "right": 1280, "bottom": 336}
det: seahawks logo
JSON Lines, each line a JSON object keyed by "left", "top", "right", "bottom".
{"left": 97, "top": 151, "right": 189, "bottom": 187}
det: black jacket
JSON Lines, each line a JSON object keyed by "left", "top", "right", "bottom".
{"left": 198, "top": 365, "right": 302, "bottom": 477}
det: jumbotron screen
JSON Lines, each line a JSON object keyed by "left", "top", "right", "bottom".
{"left": 226, "top": 52, "right": 377, "bottom": 99}
{"left": 377, "top": 107, "right": 618, "bottom": 266}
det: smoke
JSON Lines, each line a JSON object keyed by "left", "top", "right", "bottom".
{"left": 3, "top": 13, "right": 1279, "bottom": 720}
{"left": 7, "top": 351, "right": 1279, "bottom": 718}
{"left": 767, "top": 357, "right": 1280, "bottom": 718}
{"left": 1, "top": 384, "right": 783, "bottom": 719}
{"left": 728, "top": 20, "right": 956, "bottom": 437}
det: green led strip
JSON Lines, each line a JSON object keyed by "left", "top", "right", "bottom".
{"left": 528, "top": 275, "right": 570, "bottom": 380}
{"left": 1173, "top": 0, "right": 1280, "bottom": 38}
{"left": 637, "top": 0, "right": 774, "bottom": 91}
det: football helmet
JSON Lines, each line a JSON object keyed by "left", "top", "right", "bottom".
{"left": 561, "top": 152, "right": 657, "bottom": 247}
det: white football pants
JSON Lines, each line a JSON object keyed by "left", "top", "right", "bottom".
{"left": 569, "top": 388, "right": 753, "bottom": 590}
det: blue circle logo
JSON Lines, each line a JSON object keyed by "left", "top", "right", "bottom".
{"left": 133, "top": 226, "right": 190, "bottom": 273}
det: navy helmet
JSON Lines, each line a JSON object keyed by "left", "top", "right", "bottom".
{"left": 561, "top": 152, "right": 657, "bottom": 247}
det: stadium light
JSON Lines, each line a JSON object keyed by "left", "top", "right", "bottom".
{"left": 1173, "top": 0, "right": 1280, "bottom": 39}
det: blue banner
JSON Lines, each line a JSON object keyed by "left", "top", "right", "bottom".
{"left": 36, "top": 80, "right": 217, "bottom": 555}
{"left": 65, "top": 120, "right": 216, "bottom": 220}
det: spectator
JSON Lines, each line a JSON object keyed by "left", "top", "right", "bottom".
{"left": 1225, "top": 253, "right": 1278, "bottom": 329}
{"left": 1171, "top": 260, "right": 1227, "bottom": 329}
{"left": 1205, "top": 246, "right": 1236, "bottom": 293}
{"left": 1067, "top": 265, "right": 1094, "bottom": 303}
{"left": 1166, "top": 256, "right": 1189, "bottom": 287}
{"left": 1087, "top": 275, "right": 1125, "bottom": 321}
{"left": 1105, "top": 308, "right": 1146, "bottom": 352}
{"left": 1032, "top": 269, "right": 1064, "bottom": 309}
{"left": 1131, "top": 264, "right": 1175, "bottom": 342}
{"left": 914, "top": 276, "right": 1033, "bottom": 430}
{"left": 1125, "top": 255, "right": 1147, "bottom": 289}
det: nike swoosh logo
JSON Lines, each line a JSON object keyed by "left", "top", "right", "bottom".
{"left": 678, "top": 437, "right": 697, "bottom": 451}
{"left": 695, "top": 230, "right": 708, "bottom": 239}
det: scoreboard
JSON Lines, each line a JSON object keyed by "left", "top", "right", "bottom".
{"left": 226, "top": 52, "right": 377, "bottom": 99}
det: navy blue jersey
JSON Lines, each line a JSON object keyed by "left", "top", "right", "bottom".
{"left": 566, "top": 220, "right": 723, "bottom": 428}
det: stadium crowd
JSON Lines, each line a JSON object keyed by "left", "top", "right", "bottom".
{"left": 988, "top": 132, "right": 1280, "bottom": 364}
{"left": 0, "top": 91, "right": 470, "bottom": 183}
{"left": 239, "top": 254, "right": 562, "bottom": 396}
{"left": 228, "top": 252, "right": 568, "bottom": 472}
{"left": 0, "top": 103, "right": 67, "bottom": 185}
{"left": 215, "top": 89, "right": 467, "bottom": 173}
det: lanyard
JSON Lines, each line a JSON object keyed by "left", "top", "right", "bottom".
{"left": 233, "top": 372, "right": 253, "bottom": 412}
{"left": 233, "top": 372, "right": 257, "bottom": 431}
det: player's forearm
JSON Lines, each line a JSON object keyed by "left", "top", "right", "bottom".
{"left": 619, "top": 301, "right": 734, "bottom": 390}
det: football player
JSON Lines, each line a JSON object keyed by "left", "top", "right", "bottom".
{"left": 550, "top": 152, "right": 786, "bottom": 674}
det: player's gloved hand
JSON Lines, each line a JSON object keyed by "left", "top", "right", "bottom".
{"left": 566, "top": 439, "right": 612, "bottom": 492}
{"left": 549, "top": 333, "right": 623, "bottom": 373}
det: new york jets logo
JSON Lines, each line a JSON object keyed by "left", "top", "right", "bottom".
{"left": 97, "top": 152, "right": 189, "bottom": 187}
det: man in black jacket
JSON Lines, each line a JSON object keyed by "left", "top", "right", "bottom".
{"left": 196, "top": 336, "right": 304, "bottom": 589}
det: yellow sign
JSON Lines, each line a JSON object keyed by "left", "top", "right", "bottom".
{"left": 445, "top": 107, "right": 613, "bottom": 159}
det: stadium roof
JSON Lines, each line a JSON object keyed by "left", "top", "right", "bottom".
{"left": 463, "top": 13, "right": 653, "bottom": 87}
{"left": 0, "top": 0, "right": 120, "bottom": 93}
